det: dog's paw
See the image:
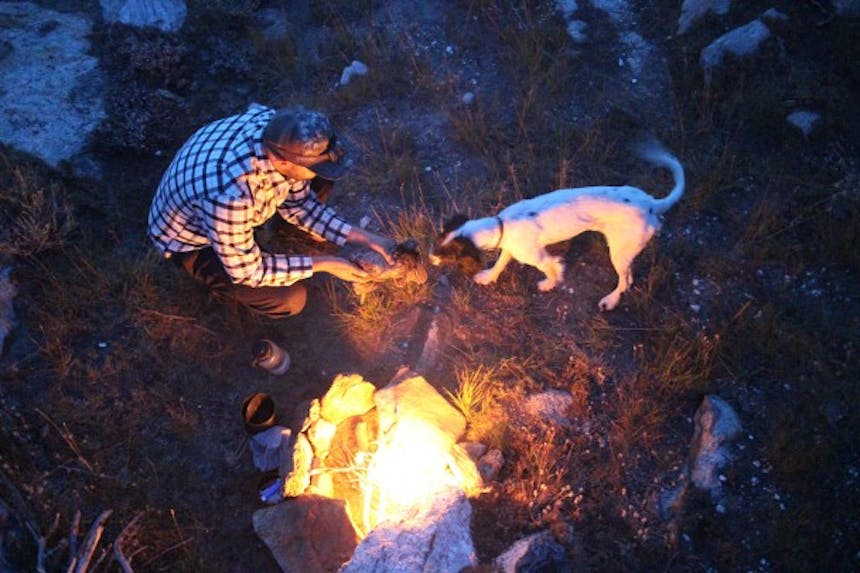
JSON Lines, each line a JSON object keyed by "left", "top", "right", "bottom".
{"left": 473, "top": 270, "right": 497, "bottom": 285}
{"left": 538, "top": 278, "right": 558, "bottom": 292}
{"left": 598, "top": 293, "right": 621, "bottom": 311}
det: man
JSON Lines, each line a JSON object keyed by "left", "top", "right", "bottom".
{"left": 148, "top": 103, "right": 394, "bottom": 318}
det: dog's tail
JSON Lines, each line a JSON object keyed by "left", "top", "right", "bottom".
{"left": 637, "top": 141, "right": 685, "bottom": 215}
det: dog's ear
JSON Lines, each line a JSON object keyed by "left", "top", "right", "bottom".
{"left": 441, "top": 214, "right": 470, "bottom": 235}
{"left": 438, "top": 231, "right": 457, "bottom": 248}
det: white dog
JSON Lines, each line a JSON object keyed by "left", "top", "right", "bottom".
{"left": 429, "top": 143, "right": 685, "bottom": 311}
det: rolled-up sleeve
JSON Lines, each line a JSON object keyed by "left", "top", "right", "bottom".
{"left": 276, "top": 182, "right": 353, "bottom": 246}
{"left": 202, "top": 195, "right": 314, "bottom": 287}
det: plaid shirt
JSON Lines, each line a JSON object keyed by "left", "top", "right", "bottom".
{"left": 148, "top": 104, "right": 352, "bottom": 287}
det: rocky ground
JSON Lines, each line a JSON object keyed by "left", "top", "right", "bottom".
{"left": 1, "top": 0, "right": 858, "bottom": 571}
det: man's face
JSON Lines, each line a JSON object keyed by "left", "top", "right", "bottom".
{"left": 271, "top": 158, "right": 316, "bottom": 181}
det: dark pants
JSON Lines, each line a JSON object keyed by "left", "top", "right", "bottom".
{"left": 172, "top": 249, "right": 307, "bottom": 319}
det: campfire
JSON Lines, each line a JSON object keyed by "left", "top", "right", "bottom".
{"left": 254, "top": 367, "right": 498, "bottom": 571}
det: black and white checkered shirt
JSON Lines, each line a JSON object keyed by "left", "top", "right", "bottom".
{"left": 148, "top": 104, "right": 352, "bottom": 287}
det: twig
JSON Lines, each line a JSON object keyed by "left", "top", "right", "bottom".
{"left": 24, "top": 510, "right": 60, "bottom": 573}
{"left": 35, "top": 408, "right": 94, "bottom": 473}
{"left": 114, "top": 511, "right": 147, "bottom": 573}
{"left": 72, "top": 509, "right": 112, "bottom": 573}
{"left": 69, "top": 510, "right": 81, "bottom": 561}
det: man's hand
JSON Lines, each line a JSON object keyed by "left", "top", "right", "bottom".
{"left": 312, "top": 256, "right": 370, "bottom": 282}
{"left": 347, "top": 227, "right": 396, "bottom": 265}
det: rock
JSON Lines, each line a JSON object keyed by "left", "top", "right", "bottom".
{"left": 701, "top": 18, "right": 771, "bottom": 82}
{"left": 99, "top": 0, "right": 187, "bottom": 33}
{"left": 0, "top": 268, "right": 16, "bottom": 356}
{"left": 339, "top": 60, "right": 369, "bottom": 86}
{"left": 787, "top": 110, "right": 821, "bottom": 137}
{"left": 521, "top": 390, "right": 574, "bottom": 426}
{"left": 374, "top": 371, "right": 466, "bottom": 443}
{"left": 306, "top": 418, "right": 337, "bottom": 461}
{"left": 700, "top": 10, "right": 787, "bottom": 84}
{"left": 832, "top": 0, "right": 860, "bottom": 15}
{"left": 253, "top": 495, "right": 357, "bottom": 573}
{"left": 688, "top": 395, "right": 742, "bottom": 493}
{"left": 0, "top": 3, "right": 106, "bottom": 173}
{"left": 677, "top": 0, "right": 732, "bottom": 35}
{"left": 319, "top": 374, "right": 376, "bottom": 425}
{"left": 461, "top": 91, "right": 476, "bottom": 105}
{"left": 477, "top": 449, "right": 504, "bottom": 483}
{"left": 447, "top": 443, "right": 486, "bottom": 497}
{"left": 282, "top": 433, "right": 314, "bottom": 498}
{"left": 341, "top": 486, "right": 477, "bottom": 573}
{"left": 413, "top": 311, "right": 452, "bottom": 376}
{"left": 494, "top": 530, "right": 571, "bottom": 573}
{"left": 461, "top": 441, "right": 488, "bottom": 460}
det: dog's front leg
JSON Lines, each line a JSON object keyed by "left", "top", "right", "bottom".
{"left": 536, "top": 253, "right": 565, "bottom": 292}
{"left": 474, "top": 250, "right": 512, "bottom": 285}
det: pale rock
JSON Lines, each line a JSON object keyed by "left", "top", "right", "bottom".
{"left": 678, "top": 0, "right": 732, "bottom": 35}
{"left": 494, "top": 530, "right": 570, "bottom": 573}
{"left": 253, "top": 495, "right": 357, "bottom": 573}
{"left": 307, "top": 418, "right": 337, "bottom": 461}
{"left": 374, "top": 370, "right": 466, "bottom": 443}
{"left": 447, "top": 443, "right": 486, "bottom": 497}
{"left": 461, "top": 441, "right": 488, "bottom": 460}
{"left": 688, "top": 395, "right": 742, "bottom": 493}
{"left": 477, "top": 449, "right": 504, "bottom": 483}
{"left": 100, "top": 0, "right": 187, "bottom": 32}
{"left": 320, "top": 374, "right": 376, "bottom": 425}
{"left": 522, "top": 390, "right": 573, "bottom": 426}
{"left": 0, "top": 268, "right": 16, "bottom": 355}
{"left": 339, "top": 60, "right": 369, "bottom": 87}
{"left": 342, "top": 486, "right": 477, "bottom": 573}
{"left": 787, "top": 110, "right": 821, "bottom": 137}
{"left": 701, "top": 18, "right": 771, "bottom": 81}
{"left": 282, "top": 433, "right": 314, "bottom": 498}
{"left": 0, "top": 3, "right": 105, "bottom": 172}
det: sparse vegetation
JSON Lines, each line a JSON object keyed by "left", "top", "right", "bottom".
{"left": 1, "top": 1, "right": 857, "bottom": 572}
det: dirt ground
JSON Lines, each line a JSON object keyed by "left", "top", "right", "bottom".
{"left": 1, "top": 0, "right": 858, "bottom": 572}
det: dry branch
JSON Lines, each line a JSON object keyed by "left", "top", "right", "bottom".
{"left": 68, "top": 509, "right": 112, "bottom": 573}
{"left": 114, "top": 510, "right": 147, "bottom": 573}
{"left": 35, "top": 408, "right": 94, "bottom": 473}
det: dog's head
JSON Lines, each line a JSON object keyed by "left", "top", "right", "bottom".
{"left": 429, "top": 214, "right": 485, "bottom": 277}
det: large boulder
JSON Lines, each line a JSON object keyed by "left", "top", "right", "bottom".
{"left": 0, "top": 3, "right": 105, "bottom": 173}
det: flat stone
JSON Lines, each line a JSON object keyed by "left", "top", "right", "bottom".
{"left": 253, "top": 495, "right": 357, "bottom": 573}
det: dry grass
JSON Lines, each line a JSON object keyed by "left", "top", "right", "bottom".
{"left": 0, "top": 161, "right": 75, "bottom": 259}
{"left": 1, "top": 1, "right": 857, "bottom": 571}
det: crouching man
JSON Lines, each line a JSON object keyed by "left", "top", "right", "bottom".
{"left": 148, "top": 104, "right": 394, "bottom": 318}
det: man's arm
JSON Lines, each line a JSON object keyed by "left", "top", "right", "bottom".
{"left": 202, "top": 196, "right": 314, "bottom": 287}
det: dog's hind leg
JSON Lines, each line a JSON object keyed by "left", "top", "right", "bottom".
{"left": 599, "top": 241, "right": 643, "bottom": 311}
{"left": 474, "top": 250, "right": 513, "bottom": 285}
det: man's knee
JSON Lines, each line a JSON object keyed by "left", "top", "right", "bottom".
{"left": 257, "top": 284, "right": 307, "bottom": 319}
{"left": 284, "top": 284, "right": 307, "bottom": 316}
